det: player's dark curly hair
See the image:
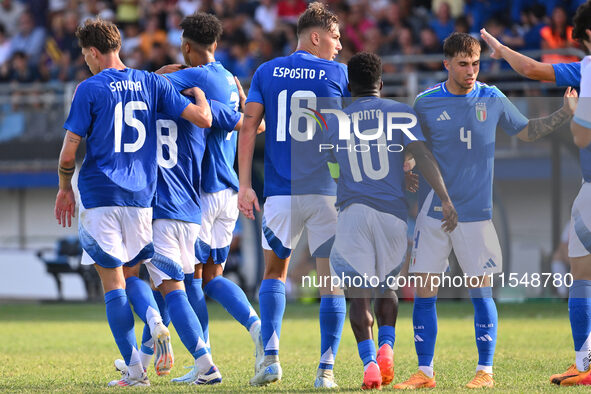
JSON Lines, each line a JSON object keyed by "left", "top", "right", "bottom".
{"left": 76, "top": 18, "right": 121, "bottom": 53}
{"left": 181, "top": 12, "right": 222, "bottom": 46}
{"left": 297, "top": 2, "right": 339, "bottom": 36}
{"left": 572, "top": 1, "right": 591, "bottom": 44}
{"left": 348, "top": 52, "right": 382, "bottom": 87}
{"left": 443, "top": 32, "right": 481, "bottom": 58}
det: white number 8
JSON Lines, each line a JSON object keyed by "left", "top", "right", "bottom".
{"left": 157, "top": 119, "right": 178, "bottom": 169}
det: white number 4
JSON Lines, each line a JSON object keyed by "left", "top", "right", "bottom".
{"left": 460, "top": 127, "right": 472, "bottom": 150}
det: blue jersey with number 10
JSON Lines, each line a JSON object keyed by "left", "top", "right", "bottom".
{"left": 165, "top": 62, "right": 241, "bottom": 193}
{"left": 63, "top": 68, "right": 191, "bottom": 209}
{"left": 246, "top": 50, "right": 350, "bottom": 197}
{"left": 414, "top": 81, "right": 529, "bottom": 222}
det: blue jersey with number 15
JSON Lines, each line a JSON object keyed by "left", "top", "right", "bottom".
{"left": 63, "top": 68, "right": 191, "bottom": 209}
{"left": 246, "top": 51, "right": 350, "bottom": 197}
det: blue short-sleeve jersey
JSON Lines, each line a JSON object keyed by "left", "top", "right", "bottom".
{"left": 165, "top": 62, "right": 241, "bottom": 193}
{"left": 63, "top": 68, "right": 191, "bottom": 209}
{"left": 413, "top": 81, "right": 529, "bottom": 222}
{"left": 245, "top": 51, "right": 350, "bottom": 197}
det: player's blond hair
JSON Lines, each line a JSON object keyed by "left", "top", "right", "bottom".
{"left": 76, "top": 18, "right": 121, "bottom": 54}
{"left": 297, "top": 2, "right": 338, "bottom": 36}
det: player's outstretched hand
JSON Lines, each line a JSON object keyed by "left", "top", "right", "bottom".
{"left": 155, "top": 64, "right": 183, "bottom": 75}
{"left": 405, "top": 171, "right": 419, "bottom": 192}
{"left": 235, "top": 76, "right": 246, "bottom": 110}
{"left": 441, "top": 200, "right": 457, "bottom": 232}
{"left": 480, "top": 28, "right": 503, "bottom": 59}
{"left": 55, "top": 189, "right": 76, "bottom": 228}
{"left": 238, "top": 187, "right": 260, "bottom": 220}
{"left": 563, "top": 86, "right": 578, "bottom": 115}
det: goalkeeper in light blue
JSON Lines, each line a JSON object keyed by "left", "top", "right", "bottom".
{"left": 394, "top": 32, "right": 576, "bottom": 390}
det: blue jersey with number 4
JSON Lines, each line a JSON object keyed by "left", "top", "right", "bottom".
{"left": 246, "top": 50, "right": 350, "bottom": 197}
{"left": 414, "top": 81, "right": 528, "bottom": 222}
{"left": 63, "top": 68, "right": 190, "bottom": 209}
{"left": 165, "top": 63, "right": 241, "bottom": 193}
{"left": 153, "top": 100, "right": 241, "bottom": 224}
{"left": 324, "top": 97, "right": 425, "bottom": 221}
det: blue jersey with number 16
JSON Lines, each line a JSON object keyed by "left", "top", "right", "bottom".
{"left": 63, "top": 68, "right": 191, "bottom": 209}
{"left": 246, "top": 50, "right": 350, "bottom": 197}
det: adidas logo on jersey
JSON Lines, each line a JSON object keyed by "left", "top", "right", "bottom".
{"left": 436, "top": 111, "right": 451, "bottom": 121}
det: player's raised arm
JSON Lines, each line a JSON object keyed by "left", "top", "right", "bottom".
{"left": 237, "top": 101, "right": 263, "bottom": 220}
{"left": 406, "top": 141, "right": 457, "bottom": 232}
{"left": 180, "top": 87, "right": 212, "bottom": 128}
{"left": 516, "top": 87, "right": 577, "bottom": 142}
{"left": 55, "top": 131, "right": 81, "bottom": 227}
{"left": 480, "top": 28, "right": 557, "bottom": 81}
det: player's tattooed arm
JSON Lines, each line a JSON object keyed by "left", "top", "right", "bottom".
{"left": 406, "top": 141, "right": 458, "bottom": 232}
{"left": 518, "top": 87, "right": 578, "bottom": 142}
{"left": 55, "top": 131, "right": 81, "bottom": 227}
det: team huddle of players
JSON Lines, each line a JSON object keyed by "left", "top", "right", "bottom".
{"left": 54, "top": 0, "right": 591, "bottom": 390}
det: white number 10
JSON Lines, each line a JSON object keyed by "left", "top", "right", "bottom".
{"left": 460, "top": 127, "right": 472, "bottom": 150}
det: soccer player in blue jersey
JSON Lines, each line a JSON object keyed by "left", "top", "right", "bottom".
{"left": 324, "top": 52, "right": 457, "bottom": 390}
{"left": 158, "top": 14, "right": 265, "bottom": 383}
{"left": 54, "top": 18, "right": 212, "bottom": 387}
{"left": 482, "top": 4, "right": 591, "bottom": 385}
{"left": 392, "top": 32, "right": 576, "bottom": 390}
{"left": 238, "top": 2, "right": 348, "bottom": 387}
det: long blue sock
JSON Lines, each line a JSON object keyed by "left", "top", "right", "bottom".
{"left": 185, "top": 274, "right": 209, "bottom": 345}
{"left": 378, "top": 325, "right": 395, "bottom": 348}
{"left": 569, "top": 280, "right": 591, "bottom": 371}
{"left": 318, "top": 295, "right": 346, "bottom": 370}
{"left": 357, "top": 339, "right": 377, "bottom": 367}
{"left": 152, "top": 290, "right": 170, "bottom": 326}
{"left": 204, "top": 276, "right": 260, "bottom": 330}
{"left": 470, "top": 287, "right": 497, "bottom": 368}
{"left": 105, "top": 289, "right": 138, "bottom": 365}
{"left": 125, "top": 276, "right": 160, "bottom": 325}
{"left": 140, "top": 324, "right": 153, "bottom": 357}
{"left": 165, "top": 290, "right": 208, "bottom": 360}
{"left": 259, "top": 279, "right": 285, "bottom": 356}
{"left": 413, "top": 296, "right": 437, "bottom": 368}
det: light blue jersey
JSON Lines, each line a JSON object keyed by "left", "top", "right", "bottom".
{"left": 324, "top": 97, "right": 424, "bottom": 221}
{"left": 246, "top": 50, "right": 350, "bottom": 197}
{"left": 553, "top": 61, "right": 591, "bottom": 182}
{"left": 63, "top": 68, "right": 191, "bottom": 209}
{"left": 165, "top": 62, "right": 241, "bottom": 193}
{"left": 153, "top": 100, "right": 241, "bottom": 224}
{"left": 414, "top": 81, "right": 529, "bottom": 222}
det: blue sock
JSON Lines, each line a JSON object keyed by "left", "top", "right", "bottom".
{"left": 569, "top": 280, "right": 591, "bottom": 371}
{"left": 318, "top": 295, "right": 346, "bottom": 370}
{"left": 185, "top": 274, "right": 209, "bottom": 345}
{"left": 259, "top": 279, "right": 285, "bottom": 356}
{"left": 105, "top": 289, "right": 137, "bottom": 365}
{"left": 152, "top": 290, "right": 170, "bottom": 326}
{"left": 413, "top": 296, "right": 437, "bottom": 367}
{"left": 204, "top": 276, "right": 260, "bottom": 330}
{"left": 357, "top": 339, "right": 377, "bottom": 367}
{"left": 470, "top": 287, "right": 497, "bottom": 367}
{"left": 165, "top": 290, "right": 208, "bottom": 360}
{"left": 378, "top": 325, "right": 395, "bottom": 349}
{"left": 125, "top": 276, "right": 159, "bottom": 325}
{"left": 140, "top": 324, "right": 153, "bottom": 356}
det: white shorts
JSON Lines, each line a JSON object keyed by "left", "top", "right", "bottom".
{"left": 409, "top": 192, "right": 502, "bottom": 277}
{"left": 79, "top": 205, "right": 153, "bottom": 268}
{"left": 262, "top": 194, "right": 337, "bottom": 259}
{"left": 330, "top": 204, "right": 407, "bottom": 288}
{"left": 196, "top": 188, "right": 239, "bottom": 264}
{"left": 569, "top": 182, "right": 591, "bottom": 258}
{"left": 146, "top": 219, "right": 201, "bottom": 287}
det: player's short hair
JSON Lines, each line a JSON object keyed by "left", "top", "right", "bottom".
{"left": 572, "top": 1, "right": 591, "bottom": 43}
{"left": 181, "top": 12, "right": 222, "bottom": 47}
{"left": 76, "top": 18, "right": 121, "bottom": 53}
{"left": 348, "top": 52, "right": 382, "bottom": 87}
{"left": 297, "top": 2, "right": 338, "bottom": 36}
{"left": 443, "top": 32, "right": 481, "bottom": 59}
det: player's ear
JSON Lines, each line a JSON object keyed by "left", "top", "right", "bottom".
{"left": 379, "top": 80, "right": 383, "bottom": 92}
{"left": 443, "top": 58, "right": 449, "bottom": 71}
{"left": 310, "top": 31, "right": 320, "bottom": 46}
{"left": 212, "top": 41, "right": 218, "bottom": 52}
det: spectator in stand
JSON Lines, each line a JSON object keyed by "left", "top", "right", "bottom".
{"left": 345, "top": 3, "right": 375, "bottom": 53}
{"left": 429, "top": 2, "right": 454, "bottom": 43}
{"left": 0, "top": 0, "right": 25, "bottom": 37}
{"left": 377, "top": 2, "right": 408, "bottom": 55}
{"left": 8, "top": 51, "right": 38, "bottom": 83}
{"left": 167, "top": 9, "right": 184, "bottom": 48}
{"left": 177, "top": 0, "right": 201, "bottom": 16}
{"left": 139, "top": 15, "right": 167, "bottom": 57}
{"left": 144, "top": 41, "right": 174, "bottom": 72}
{"left": 115, "top": 0, "right": 140, "bottom": 25}
{"left": 454, "top": 16, "right": 470, "bottom": 34}
{"left": 121, "top": 23, "right": 141, "bottom": 58}
{"left": 522, "top": 4, "right": 546, "bottom": 50}
{"left": 9, "top": 12, "right": 46, "bottom": 66}
{"left": 277, "top": 0, "right": 307, "bottom": 24}
{"left": 417, "top": 26, "right": 443, "bottom": 71}
{"left": 0, "top": 25, "right": 11, "bottom": 67}
{"left": 255, "top": 0, "right": 278, "bottom": 33}
{"left": 226, "top": 35, "right": 255, "bottom": 78}
{"left": 540, "top": 5, "right": 578, "bottom": 64}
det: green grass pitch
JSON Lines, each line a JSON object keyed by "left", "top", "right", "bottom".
{"left": 0, "top": 301, "right": 587, "bottom": 392}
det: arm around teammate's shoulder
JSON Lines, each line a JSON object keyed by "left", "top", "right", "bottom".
{"left": 180, "top": 88, "right": 212, "bottom": 128}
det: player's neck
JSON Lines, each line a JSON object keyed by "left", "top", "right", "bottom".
{"left": 295, "top": 43, "right": 320, "bottom": 58}
{"left": 99, "top": 53, "right": 126, "bottom": 72}
{"left": 351, "top": 90, "right": 379, "bottom": 98}
{"left": 444, "top": 79, "right": 472, "bottom": 96}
